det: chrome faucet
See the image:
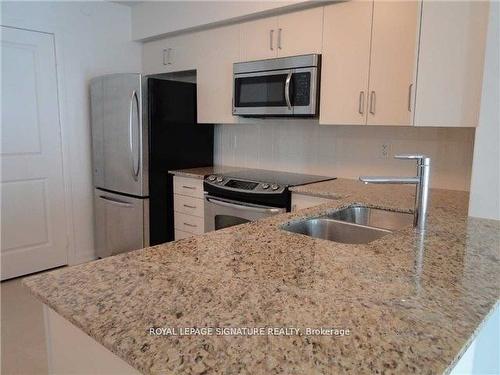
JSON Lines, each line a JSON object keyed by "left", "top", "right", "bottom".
{"left": 359, "top": 154, "right": 431, "bottom": 232}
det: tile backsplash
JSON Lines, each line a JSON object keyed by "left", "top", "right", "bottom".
{"left": 214, "top": 121, "right": 475, "bottom": 191}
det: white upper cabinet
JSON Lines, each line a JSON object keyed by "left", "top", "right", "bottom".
{"left": 276, "top": 7, "right": 323, "bottom": 57}
{"left": 142, "top": 32, "right": 202, "bottom": 75}
{"left": 320, "top": 1, "right": 373, "bottom": 125}
{"left": 367, "top": 1, "right": 421, "bottom": 126}
{"left": 414, "top": 1, "right": 489, "bottom": 127}
{"left": 141, "top": 1, "right": 488, "bottom": 127}
{"left": 197, "top": 25, "right": 239, "bottom": 124}
{"left": 239, "top": 16, "right": 278, "bottom": 62}
{"left": 239, "top": 7, "right": 324, "bottom": 62}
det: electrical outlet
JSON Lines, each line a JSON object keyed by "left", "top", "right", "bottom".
{"left": 380, "top": 143, "right": 391, "bottom": 159}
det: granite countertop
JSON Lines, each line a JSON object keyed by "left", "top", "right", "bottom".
{"left": 291, "top": 177, "right": 418, "bottom": 203}
{"left": 24, "top": 181, "right": 500, "bottom": 375}
{"left": 168, "top": 166, "right": 245, "bottom": 180}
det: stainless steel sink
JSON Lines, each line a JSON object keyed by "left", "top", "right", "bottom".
{"left": 326, "top": 205, "right": 414, "bottom": 231}
{"left": 282, "top": 218, "right": 391, "bottom": 244}
{"left": 281, "top": 205, "right": 413, "bottom": 244}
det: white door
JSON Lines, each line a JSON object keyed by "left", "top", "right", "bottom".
{"left": 1, "top": 26, "right": 68, "bottom": 280}
{"left": 367, "top": 1, "right": 420, "bottom": 126}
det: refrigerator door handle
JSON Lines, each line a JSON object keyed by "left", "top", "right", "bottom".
{"left": 134, "top": 89, "right": 141, "bottom": 181}
{"left": 129, "top": 90, "right": 140, "bottom": 181}
{"left": 98, "top": 195, "right": 133, "bottom": 207}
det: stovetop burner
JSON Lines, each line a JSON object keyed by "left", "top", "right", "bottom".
{"left": 213, "top": 168, "right": 334, "bottom": 187}
{"left": 204, "top": 168, "right": 335, "bottom": 201}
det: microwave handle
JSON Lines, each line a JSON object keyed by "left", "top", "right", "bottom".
{"left": 284, "top": 71, "right": 292, "bottom": 110}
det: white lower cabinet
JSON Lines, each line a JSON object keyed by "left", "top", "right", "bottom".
{"left": 44, "top": 306, "right": 140, "bottom": 375}
{"left": 173, "top": 176, "right": 205, "bottom": 240}
{"left": 174, "top": 211, "right": 204, "bottom": 235}
{"left": 174, "top": 193, "right": 204, "bottom": 217}
{"left": 291, "top": 193, "right": 333, "bottom": 212}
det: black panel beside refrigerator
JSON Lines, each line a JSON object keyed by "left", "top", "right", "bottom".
{"left": 148, "top": 78, "right": 213, "bottom": 245}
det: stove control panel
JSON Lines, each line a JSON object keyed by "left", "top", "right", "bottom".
{"left": 205, "top": 175, "right": 285, "bottom": 194}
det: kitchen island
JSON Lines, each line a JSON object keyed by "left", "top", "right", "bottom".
{"left": 24, "top": 179, "right": 499, "bottom": 374}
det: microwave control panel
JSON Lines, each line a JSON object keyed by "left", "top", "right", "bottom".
{"left": 293, "top": 72, "right": 311, "bottom": 106}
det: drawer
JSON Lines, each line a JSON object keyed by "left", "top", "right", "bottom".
{"left": 175, "top": 229, "right": 194, "bottom": 241}
{"left": 174, "top": 212, "right": 204, "bottom": 235}
{"left": 174, "top": 194, "right": 204, "bottom": 217}
{"left": 173, "top": 176, "right": 204, "bottom": 198}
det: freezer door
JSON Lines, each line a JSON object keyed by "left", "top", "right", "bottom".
{"left": 94, "top": 189, "right": 149, "bottom": 258}
{"left": 90, "top": 74, "right": 148, "bottom": 197}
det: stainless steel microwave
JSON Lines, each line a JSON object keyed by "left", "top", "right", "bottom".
{"left": 233, "top": 54, "right": 320, "bottom": 117}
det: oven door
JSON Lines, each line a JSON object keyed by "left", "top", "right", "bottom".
{"left": 233, "top": 67, "right": 318, "bottom": 116}
{"left": 204, "top": 195, "right": 286, "bottom": 232}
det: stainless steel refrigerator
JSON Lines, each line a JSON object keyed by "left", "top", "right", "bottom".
{"left": 90, "top": 74, "right": 213, "bottom": 258}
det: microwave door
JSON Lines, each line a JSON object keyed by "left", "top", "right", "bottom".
{"left": 233, "top": 70, "right": 293, "bottom": 116}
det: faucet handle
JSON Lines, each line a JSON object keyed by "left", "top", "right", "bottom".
{"left": 394, "top": 154, "right": 431, "bottom": 165}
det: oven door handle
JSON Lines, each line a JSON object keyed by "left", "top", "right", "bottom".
{"left": 205, "top": 196, "right": 284, "bottom": 214}
{"left": 284, "top": 71, "right": 292, "bottom": 110}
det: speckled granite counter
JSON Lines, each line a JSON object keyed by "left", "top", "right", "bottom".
{"left": 168, "top": 166, "right": 245, "bottom": 180}
{"left": 24, "top": 183, "right": 499, "bottom": 375}
{"left": 291, "top": 177, "right": 419, "bottom": 203}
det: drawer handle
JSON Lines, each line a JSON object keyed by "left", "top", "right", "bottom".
{"left": 182, "top": 185, "right": 196, "bottom": 190}
{"left": 183, "top": 222, "right": 197, "bottom": 228}
{"left": 183, "top": 204, "right": 196, "bottom": 209}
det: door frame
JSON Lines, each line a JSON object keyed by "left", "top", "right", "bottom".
{"left": 1, "top": 24, "right": 77, "bottom": 265}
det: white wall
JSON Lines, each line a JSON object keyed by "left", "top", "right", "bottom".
{"left": 131, "top": 0, "right": 314, "bottom": 41}
{"left": 469, "top": 1, "right": 500, "bottom": 220}
{"left": 215, "top": 123, "right": 475, "bottom": 191}
{"left": 1, "top": 1, "right": 142, "bottom": 264}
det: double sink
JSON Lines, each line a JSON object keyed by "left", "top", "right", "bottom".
{"left": 281, "top": 205, "right": 414, "bottom": 244}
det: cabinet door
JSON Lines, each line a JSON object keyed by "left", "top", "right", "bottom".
{"left": 320, "top": 1, "right": 372, "bottom": 125}
{"left": 239, "top": 16, "right": 278, "bottom": 61}
{"left": 414, "top": 1, "right": 489, "bottom": 127}
{"left": 142, "top": 32, "right": 201, "bottom": 75}
{"left": 197, "top": 25, "right": 239, "bottom": 124}
{"left": 277, "top": 7, "right": 324, "bottom": 57}
{"left": 367, "top": 1, "right": 421, "bottom": 126}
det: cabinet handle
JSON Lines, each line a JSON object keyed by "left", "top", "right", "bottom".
{"left": 183, "top": 204, "right": 196, "bottom": 209}
{"left": 270, "top": 29, "right": 274, "bottom": 51}
{"left": 358, "top": 91, "right": 365, "bottom": 115}
{"left": 369, "top": 91, "right": 376, "bottom": 115}
{"left": 183, "top": 222, "right": 197, "bottom": 228}
{"left": 182, "top": 185, "right": 196, "bottom": 190}
{"left": 408, "top": 83, "right": 413, "bottom": 112}
{"left": 278, "top": 28, "right": 282, "bottom": 50}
